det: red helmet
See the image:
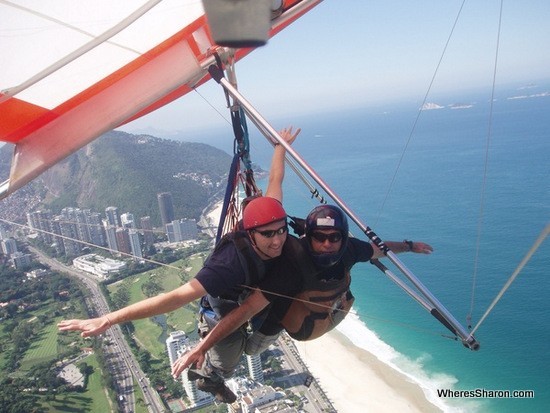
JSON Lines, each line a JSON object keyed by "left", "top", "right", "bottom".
{"left": 242, "top": 197, "right": 286, "bottom": 230}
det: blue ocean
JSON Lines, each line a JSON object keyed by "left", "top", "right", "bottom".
{"left": 197, "top": 81, "right": 549, "bottom": 412}
{"left": 193, "top": 81, "right": 550, "bottom": 413}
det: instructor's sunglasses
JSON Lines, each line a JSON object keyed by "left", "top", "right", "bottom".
{"left": 255, "top": 224, "right": 288, "bottom": 238}
{"left": 310, "top": 231, "right": 343, "bottom": 243}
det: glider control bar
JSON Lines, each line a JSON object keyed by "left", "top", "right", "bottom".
{"left": 208, "top": 64, "right": 479, "bottom": 350}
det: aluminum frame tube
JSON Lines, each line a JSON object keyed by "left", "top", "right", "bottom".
{"left": 212, "top": 68, "right": 479, "bottom": 350}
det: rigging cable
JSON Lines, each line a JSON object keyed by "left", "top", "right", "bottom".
{"left": 469, "top": 223, "right": 550, "bottom": 336}
{"left": 0, "top": 215, "right": 452, "bottom": 341}
{"left": 467, "top": 0, "right": 504, "bottom": 329}
{"left": 374, "top": 0, "right": 467, "bottom": 226}
{"left": 211, "top": 54, "right": 262, "bottom": 244}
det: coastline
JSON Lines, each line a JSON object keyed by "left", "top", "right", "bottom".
{"left": 294, "top": 327, "right": 444, "bottom": 413}
{"left": 201, "top": 200, "right": 445, "bottom": 412}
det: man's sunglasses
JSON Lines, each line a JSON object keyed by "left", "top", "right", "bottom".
{"left": 310, "top": 231, "right": 343, "bottom": 243}
{"left": 254, "top": 224, "right": 288, "bottom": 238}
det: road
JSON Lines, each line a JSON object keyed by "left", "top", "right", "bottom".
{"left": 29, "top": 246, "right": 167, "bottom": 413}
{"left": 275, "top": 335, "right": 336, "bottom": 413}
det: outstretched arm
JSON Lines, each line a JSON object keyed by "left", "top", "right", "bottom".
{"left": 171, "top": 288, "right": 270, "bottom": 378}
{"left": 265, "top": 126, "right": 301, "bottom": 202}
{"left": 371, "top": 240, "right": 433, "bottom": 259}
{"left": 58, "top": 278, "right": 207, "bottom": 337}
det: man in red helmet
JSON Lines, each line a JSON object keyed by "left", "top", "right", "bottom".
{"left": 58, "top": 126, "right": 301, "bottom": 403}
{"left": 171, "top": 204, "right": 433, "bottom": 379}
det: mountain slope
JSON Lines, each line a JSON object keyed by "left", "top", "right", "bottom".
{"left": 1, "top": 131, "right": 233, "bottom": 226}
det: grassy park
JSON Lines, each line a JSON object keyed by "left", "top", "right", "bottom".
{"left": 107, "top": 252, "right": 206, "bottom": 358}
{"left": 1, "top": 246, "right": 210, "bottom": 412}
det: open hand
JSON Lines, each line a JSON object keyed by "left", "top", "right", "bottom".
{"left": 172, "top": 345, "right": 207, "bottom": 379}
{"left": 58, "top": 316, "right": 111, "bottom": 338}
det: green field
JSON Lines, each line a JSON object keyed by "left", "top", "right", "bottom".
{"left": 19, "top": 318, "right": 63, "bottom": 372}
{"left": 40, "top": 355, "right": 113, "bottom": 413}
{"left": 108, "top": 253, "right": 205, "bottom": 358}
{"left": 1, "top": 250, "right": 210, "bottom": 411}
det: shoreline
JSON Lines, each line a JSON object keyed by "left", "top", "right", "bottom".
{"left": 294, "top": 327, "right": 444, "bottom": 413}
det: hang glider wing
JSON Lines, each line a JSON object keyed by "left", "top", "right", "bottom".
{"left": 0, "top": 0, "right": 321, "bottom": 199}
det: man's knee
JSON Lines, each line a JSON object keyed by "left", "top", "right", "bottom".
{"left": 245, "top": 332, "right": 279, "bottom": 355}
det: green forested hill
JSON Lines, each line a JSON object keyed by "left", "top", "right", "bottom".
{"left": 1, "top": 131, "right": 232, "bottom": 225}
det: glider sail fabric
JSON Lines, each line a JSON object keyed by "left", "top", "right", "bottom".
{"left": 0, "top": 0, "right": 322, "bottom": 199}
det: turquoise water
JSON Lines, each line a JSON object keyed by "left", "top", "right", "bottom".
{"left": 265, "top": 83, "right": 549, "bottom": 412}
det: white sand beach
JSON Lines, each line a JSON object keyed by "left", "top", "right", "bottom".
{"left": 294, "top": 329, "right": 444, "bottom": 413}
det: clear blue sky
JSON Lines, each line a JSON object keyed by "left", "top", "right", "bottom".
{"left": 120, "top": 1, "right": 550, "bottom": 137}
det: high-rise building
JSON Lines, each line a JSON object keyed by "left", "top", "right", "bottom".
{"left": 105, "top": 206, "right": 120, "bottom": 227}
{"left": 12, "top": 251, "right": 32, "bottom": 269}
{"left": 27, "top": 210, "right": 53, "bottom": 244}
{"left": 62, "top": 207, "right": 91, "bottom": 244}
{"left": 88, "top": 212, "right": 106, "bottom": 247}
{"left": 167, "top": 219, "right": 198, "bottom": 243}
{"left": 115, "top": 228, "right": 132, "bottom": 255}
{"left": 165, "top": 331, "right": 213, "bottom": 407}
{"left": 246, "top": 354, "right": 264, "bottom": 384}
{"left": 176, "top": 219, "right": 198, "bottom": 241}
{"left": 140, "top": 216, "right": 154, "bottom": 249}
{"left": 50, "top": 218, "right": 65, "bottom": 255}
{"left": 128, "top": 229, "right": 142, "bottom": 259}
{"left": 58, "top": 216, "right": 80, "bottom": 256}
{"left": 157, "top": 192, "right": 175, "bottom": 226}
{"left": 121, "top": 212, "right": 136, "bottom": 229}
{"left": 103, "top": 220, "right": 118, "bottom": 253}
{"left": 166, "top": 222, "right": 176, "bottom": 243}
{"left": 166, "top": 331, "right": 190, "bottom": 366}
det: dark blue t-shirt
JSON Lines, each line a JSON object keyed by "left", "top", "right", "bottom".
{"left": 257, "top": 237, "right": 374, "bottom": 335}
{"left": 194, "top": 232, "right": 280, "bottom": 316}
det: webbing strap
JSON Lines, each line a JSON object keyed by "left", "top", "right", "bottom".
{"left": 216, "top": 153, "right": 241, "bottom": 245}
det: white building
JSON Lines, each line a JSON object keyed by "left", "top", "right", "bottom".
{"left": 128, "top": 229, "right": 142, "bottom": 259}
{"left": 239, "top": 385, "right": 285, "bottom": 413}
{"left": 165, "top": 331, "right": 213, "bottom": 408}
{"left": 246, "top": 354, "right": 264, "bottom": 383}
{"left": 103, "top": 220, "right": 118, "bottom": 253}
{"left": 120, "top": 213, "right": 136, "bottom": 229}
{"left": 72, "top": 254, "right": 126, "bottom": 278}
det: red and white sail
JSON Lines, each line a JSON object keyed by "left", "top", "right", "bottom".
{"left": 0, "top": 0, "right": 321, "bottom": 199}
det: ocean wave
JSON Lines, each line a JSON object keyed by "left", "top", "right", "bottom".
{"left": 336, "top": 311, "right": 484, "bottom": 413}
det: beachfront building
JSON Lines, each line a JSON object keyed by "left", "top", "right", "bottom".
{"left": 239, "top": 385, "right": 285, "bottom": 413}
{"left": 73, "top": 254, "right": 126, "bottom": 278}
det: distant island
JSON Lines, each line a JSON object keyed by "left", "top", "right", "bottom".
{"left": 420, "top": 102, "right": 444, "bottom": 110}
